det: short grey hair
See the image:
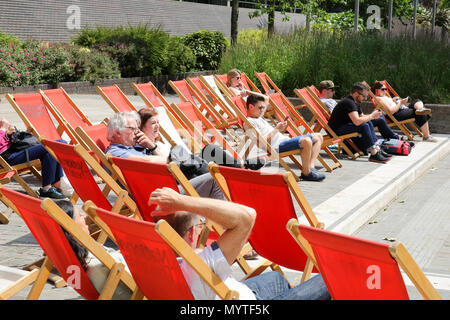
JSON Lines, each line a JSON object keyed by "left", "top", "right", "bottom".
{"left": 106, "top": 111, "right": 141, "bottom": 141}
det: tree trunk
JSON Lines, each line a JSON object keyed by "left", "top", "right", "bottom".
{"left": 231, "top": 0, "right": 239, "bottom": 45}
{"left": 268, "top": 0, "right": 275, "bottom": 38}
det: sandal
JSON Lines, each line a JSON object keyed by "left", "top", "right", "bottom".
{"left": 243, "top": 249, "right": 259, "bottom": 260}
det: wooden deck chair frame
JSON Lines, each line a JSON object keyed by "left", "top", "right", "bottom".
{"left": 84, "top": 202, "right": 239, "bottom": 300}
{"left": 0, "top": 187, "right": 138, "bottom": 300}
{"left": 0, "top": 265, "right": 40, "bottom": 300}
{"left": 97, "top": 83, "right": 181, "bottom": 149}
{"left": 168, "top": 79, "right": 227, "bottom": 129}
{"left": 208, "top": 163, "right": 324, "bottom": 283}
{"left": 286, "top": 220, "right": 442, "bottom": 300}
{"left": 39, "top": 88, "right": 93, "bottom": 149}
{"left": 189, "top": 76, "right": 244, "bottom": 145}
{"left": 108, "top": 157, "right": 251, "bottom": 274}
{"left": 365, "top": 81, "right": 422, "bottom": 140}
{"left": 294, "top": 88, "right": 363, "bottom": 160}
{"left": 40, "top": 139, "right": 141, "bottom": 244}
{"left": 214, "top": 72, "right": 261, "bottom": 98}
{"left": 265, "top": 91, "right": 342, "bottom": 172}
{"left": 0, "top": 171, "right": 23, "bottom": 224}
{"left": 224, "top": 95, "right": 305, "bottom": 181}
{"left": 306, "top": 85, "right": 332, "bottom": 119}
{"left": 169, "top": 101, "right": 243, "bottom": 161}
{"left": 6, "top": 93, "right": 80, "bottom": 146}
{"left": 131, "top": 82, "right": 202, "bottom": 153}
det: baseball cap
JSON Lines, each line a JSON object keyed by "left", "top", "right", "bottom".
{"left": 318, "top": 80, "right": 337, "bottom": 90}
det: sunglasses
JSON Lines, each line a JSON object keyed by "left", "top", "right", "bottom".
{"left": 381, "top": 88, "right": 388, "bottom": 91}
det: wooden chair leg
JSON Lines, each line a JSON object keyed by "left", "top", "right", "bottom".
{"left": 98, "top": 262, "right": 125, "bottom": 300}
{"left": 0, "top": 268, "right": 39, "bottom": 300}
{"left": 300, "top": 258, "right": 315, "bottom": 283}
{"left": 131, "top": 287, "right": 146, "bottom": 300}
{"left": 0, "top": 207, "right": 13, "bottom": 224}
{"left": 26, "top": 257, "right": 53, "bottom": 300}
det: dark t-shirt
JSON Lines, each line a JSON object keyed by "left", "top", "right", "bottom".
{"left": 328, "top": 95, "right": 361, "bottom": 131}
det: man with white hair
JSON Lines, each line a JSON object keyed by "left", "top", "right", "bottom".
{"left": 105, "top": 111, "right": 224, "bottom": 200}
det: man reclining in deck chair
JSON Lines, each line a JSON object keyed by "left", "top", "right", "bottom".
{"left": 105, "top": 111, "right": 224, "bottom": 200}
{"left": 328, "top": 82, "right": 404, "bottom": 163}
{"left": 245, "top": 94, "right": 326, "bottom": 182}
{"left": 150, "top": 187, "right": 330, "bottom": 300}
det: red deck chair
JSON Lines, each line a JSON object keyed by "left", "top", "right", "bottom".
{"left": 255, "top": 72, "right": 282, "bottom": 94}
{"left": 0, "top": 187, "right": 136, "bottom": 300}
{"left": 364, "top": 81, "right": 421, "bottom": 140}
{"left": 287, "top": 221, "right": 442, "bottom": 300}
{"left": 209, "top": 163, "right": 323, "bottom": 282}
{"left": 294, "top": 88, "right": 362, "bottom": 160}
{"left": 131, "top": 81, "right": 212, "bottom": 153}
{"left": 96, "top": 85, "right": 137, "bottom": 113}
{"left": 84, "top": 204, "right": 239, "bottom": 300}
{"left": 109, "top": 156, "right": 221, "bottom": 247}
{"left": 41, "top": 139, "right": 139, "bottom": 242}
{"left": 169, "top": 101, "right": 243, "bottom": 162}
{"left": 6, "top": 92, "right": 77, "bottom": 144}
{"left": 168, "top": 79, "right": 225, "bottom": 129}
{"left": 40, "top": 88, "right": 92, "bottom": 131}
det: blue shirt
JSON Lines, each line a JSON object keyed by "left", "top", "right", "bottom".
{"left": 105, "top": 143, "right": 150, "bottom": 158}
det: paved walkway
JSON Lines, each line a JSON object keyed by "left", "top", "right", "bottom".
{"left": 0, "top": 93, "right": 448, "bottom": 300}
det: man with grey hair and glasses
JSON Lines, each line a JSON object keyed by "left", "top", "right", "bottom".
{"left": 105, "top": 111, "right": 224, "bottom": 200}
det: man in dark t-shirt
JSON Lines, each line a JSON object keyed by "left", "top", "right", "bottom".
{"left": 328, "top": 82, "right": 398, "bottom": 163}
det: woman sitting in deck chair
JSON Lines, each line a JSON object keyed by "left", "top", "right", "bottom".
{"left": 0, "top": 118, "right": 66, "bottom": 199}
{"left": 372, "top": 82, "right": 436, "bottom": 142}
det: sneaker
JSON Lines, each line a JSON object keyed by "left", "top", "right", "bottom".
{"left": 415, "top": 107, "right": 431, "bottom": 115}
{"left": 39, "top": 187, "right": 67, "bottom": 199}
{"left": 244, "top": 158, "right": 266, "bottom": 170}
{"left": 301, "top": 170, "right": 325, "bottom": 182}
{"left": 423, "top": 135, "right": 438, "bottom": 143}
{"left": 380, "top": 150, "right": 393, "bottom": 158}
{"left": 369, "top": 152, "right": 389, "bottom": 164}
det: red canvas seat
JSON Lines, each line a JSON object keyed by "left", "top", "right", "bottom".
{"left": 85, "top": 205, "right": 238, "bottom": 300}
{"left": 7, "top": 93, "right": 64, "bottom": 141}
{"left": 0, "top": 187, "right": 136, "bottom": 300}
{"left": 209, "top": 164, "right": 321, "bottom": 275}
{"left": 40, "top": 88, "right": 92, "bottom": 131}
{"left": 96, "top": 85, "right": 136, "bottom": 113}
{"left": 0, "top": 187, "right": 99, "bottom": 299}
{"left": 110, "top": 157, "right": 219, "bottom": 247}
{"left": 289, "top": 223, "right": 442, "bottom": 300}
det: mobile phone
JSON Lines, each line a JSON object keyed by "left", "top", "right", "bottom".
{"left": 284, "top": 116, "right": 289, "bottom": 121}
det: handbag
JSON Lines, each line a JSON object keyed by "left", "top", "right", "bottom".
{"left": 1, "top": 131, "right": 40, "bottom": 164}
{"left": 168, "top": 145, "right": 209, "bottom": 180}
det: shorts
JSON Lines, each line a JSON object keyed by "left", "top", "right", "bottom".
{"left": 278, "top": 133, "right": 315, "bottom": 153}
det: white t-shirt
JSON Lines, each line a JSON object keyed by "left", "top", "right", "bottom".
{"left": 244, "top": 116, "right": 289, "bottom": 149}
{"left": 320, "top": 98, "right": 337, "bottom": 113}
{"left": 179, "top": 243, "right": 256, "bottom": 300}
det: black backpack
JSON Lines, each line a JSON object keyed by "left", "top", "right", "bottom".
{"left": 1, "top": 131, "right": 40, "bottom": 161}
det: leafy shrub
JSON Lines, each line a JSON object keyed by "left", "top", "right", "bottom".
{"left": 0, "top": 31, "right": 19, "bottom": 45}
{"left": 237, "top": 29, "right": 267, "bottom": 46}
{"left": 73, "top": 24, "right": 196, "bottom": 76}
{"left": 219, "top": 29, "right": 450, "bottom": 104}
{"left": 182, "top": 30, "right": 228, "bottom": 70}
{"left": 0, "top": 39, "right": 120, "bottom": 87}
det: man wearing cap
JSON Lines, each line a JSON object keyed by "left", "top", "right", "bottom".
{"left": 317, "top": 80, "right": 338, "bottom": 113}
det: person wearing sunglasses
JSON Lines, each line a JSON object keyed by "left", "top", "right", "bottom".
{"left": 372, "top": 82, "right": 435, "bottom": 142}
{"left": 244, "top": 93, "right": 325, "bottom": 181}
{"left": 150, "top": 187, "right": 330, "bottom": 300}
{"left": 317, "top": 80, "right": 338, "bottom": 113}
{"left": 328, "top": 82, "right": 398, "bottom": 164}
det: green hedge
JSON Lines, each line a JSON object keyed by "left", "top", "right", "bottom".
{"left": 219, "top": 29, "right": 450, "bottom": 104}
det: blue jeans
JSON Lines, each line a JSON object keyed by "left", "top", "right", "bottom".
{"left": 7, "top": 141, "right": 65, "bottom": 187}
{"left": 278, "top": 133, "right": 315, "bottom": 153}
{"left": 242, "top": 271, "right": 330, "bottom": 300}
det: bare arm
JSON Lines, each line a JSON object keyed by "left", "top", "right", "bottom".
{"left": 349, "top": 109, "right": 382, "bottom": 126}
{"left": 149, "top": 187, "right": 256, "bottom": 265}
